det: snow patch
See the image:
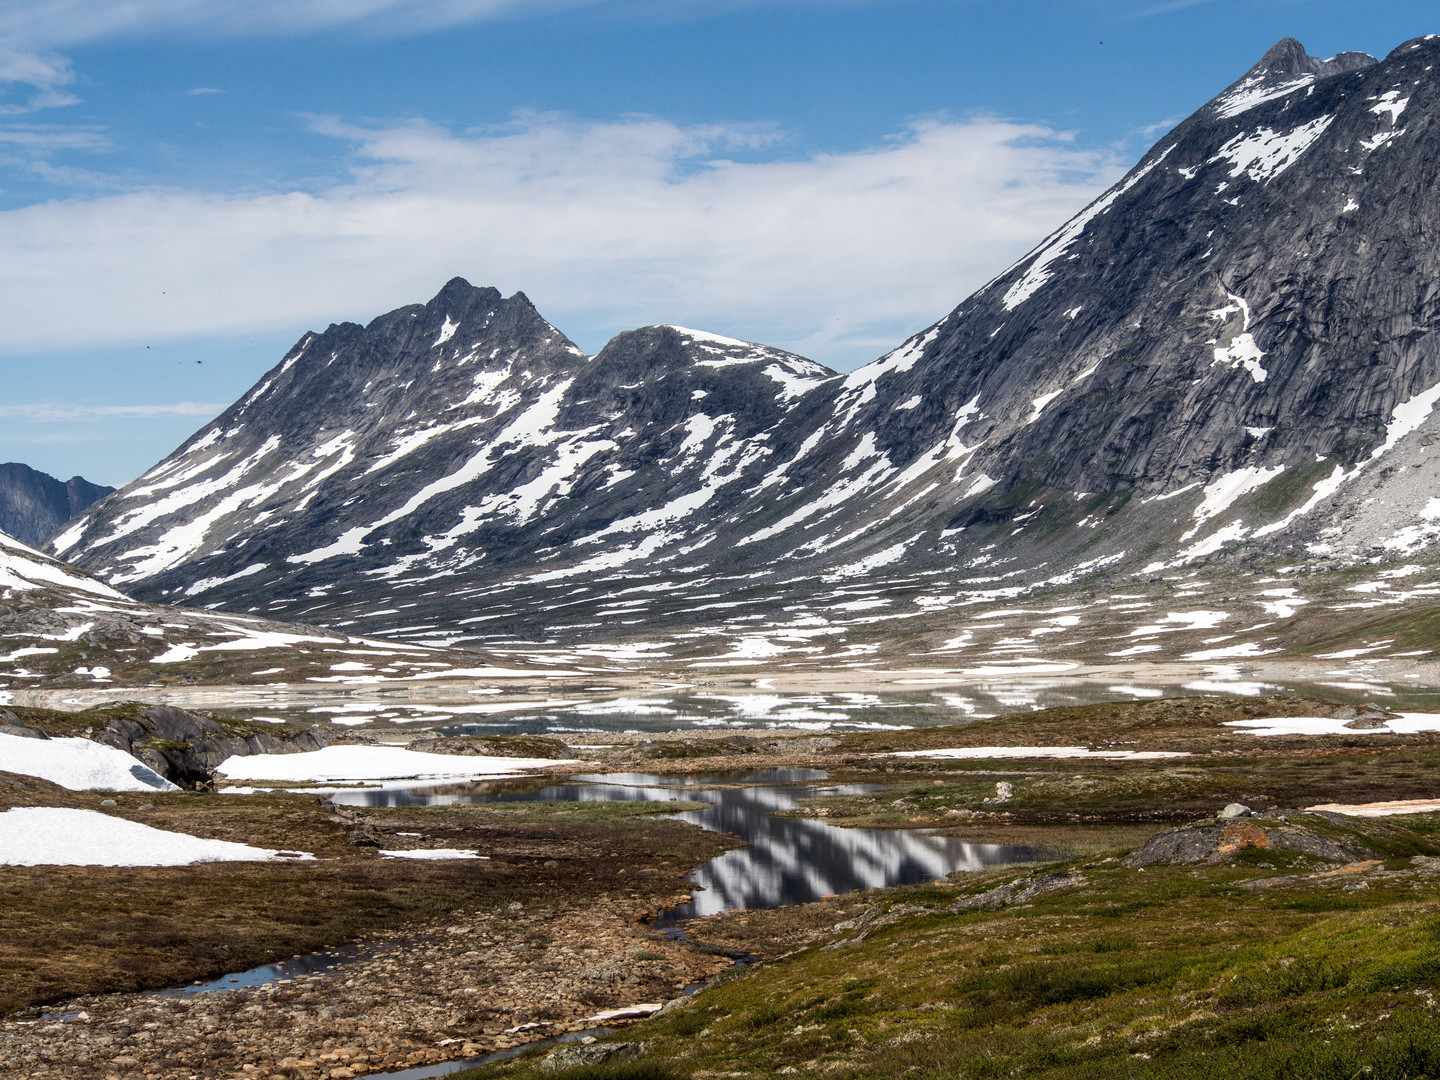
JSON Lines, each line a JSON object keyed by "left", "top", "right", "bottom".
{"left": 1001, "top": 147, "right": 1171, "bottom": 310}
{"left": 433, "top": 316, "right": 459, "bottom": 347}
{"left": 216, "top": 745, "right": 574, "bottom": 783}
{"left": 887, "top": 746, "right": 1188, "bottom": 761}
{"left": 1209, "top": 116, "right": 1335, "bottom": 184}
{"left": 0, "top": 731, "right": 179, "bottom": 791}
{"left": 1214, "top": 75, "right": 1315, "bottom": 119}
{"left": 0, "top": 807, "right": 309, "bottom": 866}
{"left": 1182, "top": 465, "right": 1285, "bottom": 539}
{"left": 1028, "top": 389, "right": 1063, "bottom": 424}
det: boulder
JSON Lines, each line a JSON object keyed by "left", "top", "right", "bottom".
{"left": 538, "top": 1039, "right": 641, "bottom": 1072}
{"left": 1123, "top": 819, "right": 1365, "bottom": 868}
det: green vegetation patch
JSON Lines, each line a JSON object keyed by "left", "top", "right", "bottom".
{"left": 464, "top": 846, "right": 1440, "bottom": 1080}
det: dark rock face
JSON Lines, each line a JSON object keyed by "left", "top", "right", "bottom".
{"left": 52, "top": 36, "right": 1440, "bottom": 650}
{"left": 77, "top": 705, "right": 328, "bottom": 789}
{"left": 0, "top": 463, "right": 112, "bottom": 548}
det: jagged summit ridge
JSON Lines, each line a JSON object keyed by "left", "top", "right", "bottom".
{"left": 55, "top": 282, "right": 835, "bottom": 632}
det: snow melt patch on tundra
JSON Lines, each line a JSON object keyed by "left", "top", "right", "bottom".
{"left": 215, "top": 744, "right": 575, "bottom": 784}
{"left": 1304, "top": 799, "right": 1440, "bottom": 818}
{"left": 1224, "top": 713, "right": 1440, "bottom": 738}
{"left": 0, "top": 807, "right": 311, "bottom": 866}
{"left": 0, "top": 731, "right": 178, "bottom": 791}
{"left": 380, "top": 848, "right": 486, "bottom": 860}
{"left": 886, "top": 746, "right": 1188, "bottom": 761}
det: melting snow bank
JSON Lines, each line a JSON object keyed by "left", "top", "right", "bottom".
{"left": 379, "top": 848, "right": 487, "bottom": 860}
{"left": 0, "top": 731, "right": 178, "bottom": 792}
{"left": 0, "top": 807, "right": 314, "bottom": 866}
{"left": 885, "top": 746, "right": 1189, "bottom": 760}
{"left": 1223, "top": 713, "right": 1440, "bottom": 737}
{"left": 1305, "top": 800, "right": 1440, "bottom": 818}
{"left": 215, "top": 744, "right": 577, "bottom": 784}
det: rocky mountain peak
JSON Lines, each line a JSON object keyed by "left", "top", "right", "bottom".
{"left": 1248, "top": 37, "right": 1377, "bottom": 79}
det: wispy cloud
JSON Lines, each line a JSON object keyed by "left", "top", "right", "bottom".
{"left": 0, "top": 1, "right": 604, "bottom": 48}
{"left": 0, "top": 43, "right": 79, "bottom": 113}
{"left": 1129, "top": 0, "right": 1220, "bottom": 17}
{"left": 187, "top": 87, "right": 223, "bottom": 95}
{"left": 0, "top": 111, "right": 1123, "bottom": 367}
{"left": 0, "top": 403, "right": 228, "bottom": 420}
{"left": 0, "top": 121, "right": 114, "bottom": 185}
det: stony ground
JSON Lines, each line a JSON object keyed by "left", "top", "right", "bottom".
{"left": 0, "top": 900, "right": 740, "bottom": 1080}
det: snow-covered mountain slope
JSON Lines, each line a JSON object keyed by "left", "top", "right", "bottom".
{"left": 726, "top": 34, "right": 1440, "bottom": 583}
{"left": 54, "top": 279, "right": 835, "bottom": 641}
{"left": 51, "top": 36, "right": 1440, "bottom": 670}
{"left": 0, "top": 529, "right": 563, "bottom": 689}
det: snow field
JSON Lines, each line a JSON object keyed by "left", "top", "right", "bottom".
{"left": 0, "top": 807, "right": 314, "bottom": 866}
{"left": 0, "top": 731, "right": 178, "bottom": 792}
{"left": 886, "top": 746, "right": 1189, "bottom": 761}
{"left": 1223, "top": 713, "right": 1440, "bottom": 737}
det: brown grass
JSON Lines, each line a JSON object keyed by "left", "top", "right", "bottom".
{"left": 0, "top": 776, "right": 735, "bottom": 1014}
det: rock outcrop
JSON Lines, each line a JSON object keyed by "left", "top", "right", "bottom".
{"left": 1122, "top": 818, "right": 1367, "bottom": 867}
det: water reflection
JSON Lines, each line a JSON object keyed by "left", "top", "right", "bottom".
{"left": 329, "top": 770, "right": 1040, "bottom": 917}
{"left": 149, "top": 944, "right": 369, "bottom": 998}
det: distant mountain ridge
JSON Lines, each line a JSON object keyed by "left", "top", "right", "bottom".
{"left": 0, "top": 463, "right": 112, "bottom": 548}
{"left": 51, "top": 35, "right": 1440, "bottom": 667}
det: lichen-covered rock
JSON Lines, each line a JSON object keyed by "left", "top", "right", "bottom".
{"left": 74, "top": 705, "right": 328, "bottom": 789}
{"left": 539, "top": 1040, "right": 642, "bottom": 1072}
{"left": 1123, "top": 820, "right": 1366, "bottom": 868}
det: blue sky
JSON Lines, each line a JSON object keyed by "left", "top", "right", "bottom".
{"left": 0, "top": 0, "right": 1432, "bottom": 487}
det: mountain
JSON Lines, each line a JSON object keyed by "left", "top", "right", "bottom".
{"left": 51, "top": 281, "right": 834, "bottom": 649}
{"left": 0, "top": 463, "right": 112, "bottom": 548}
{"left": 52, "top": 36, "right": 1440, "bottom": 669}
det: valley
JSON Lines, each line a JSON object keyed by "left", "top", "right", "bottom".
{"left": 6, "top": 29, "right": 1440, "bottom": 1080}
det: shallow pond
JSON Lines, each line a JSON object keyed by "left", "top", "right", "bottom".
{"left": 21, "top": 671, "right": 1440, "bottom": 733}
{"left": 330, "top": 768, "right": 1041, "bottom": 917}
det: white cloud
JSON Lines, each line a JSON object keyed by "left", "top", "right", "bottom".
{"left": 0, "top": 0, "right": 605, "bottom": 47}
{"left": 0, "top": 44, "right": 79, "bottom": 113}
{"left": 0, "top": 402, "right": 227, "bottom": 420}
{"left": 0, "top": 112, "right": 1122, "bottom": 366}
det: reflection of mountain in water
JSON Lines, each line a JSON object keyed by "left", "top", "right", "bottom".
{"left": 661, "top": 782, "right": 1036, "bottom": 918}
{"left": 333, "top": 771, "right": 1038, "bottom": 916}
